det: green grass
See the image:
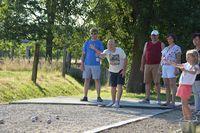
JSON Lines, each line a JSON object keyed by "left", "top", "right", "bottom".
{"left": 0, "top": 70, "right": 172, "bottom": 103}
{"left": 0, "top": 58, "right": 170, "bottom": 103}
{"left": 0, "top": 70, "right": 83, "bottom": 103}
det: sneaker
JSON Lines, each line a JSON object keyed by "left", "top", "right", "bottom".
{"left": 97, "top": 97, "right": 103, "bottom": 102}
{"left": 113, "top": 103, "right": 120, "bottom": 108}
{"left": 106, "top": 102, "right": 115, "bottom": 107}
{"left": 80, "top": 96, "right": 88, "bottom": 102}
{"left": 167, "top": 104, "right": 176, "bottom": 109}
{"left": 161, "top": 103, "right": 170, "bottom": 106}
{"left": 140, "top": 99, "right": 150, "bottom": 104}
{"left": 157, "top": 100, "right": 161, "bottom": 105}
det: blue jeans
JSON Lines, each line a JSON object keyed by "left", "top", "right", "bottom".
{"left": 192, "top": 81, "right": 200, "bottom": 111}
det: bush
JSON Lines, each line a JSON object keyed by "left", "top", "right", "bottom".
{"left": 68, "top": 67, "right": 84, "bottom": 84}
{"left": 68, "top": 66, "right": 109, "bottom": 86}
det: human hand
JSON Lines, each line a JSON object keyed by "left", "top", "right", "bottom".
{"left": 79, "top": 63, "right": 84, "bottom": 71}
{"left": 140, "top": 66, "right": 144, "bottom": 72}
{"left": 120, "top": 69, "right": 126, "bottom": 77}
{"left": 90, "top": 44, "right": 95, "bottom": 50}
{"left": 174, "top": 68, "right": 180, "bottom": 75}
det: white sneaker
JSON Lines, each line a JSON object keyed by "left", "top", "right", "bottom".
{"left": 106, "top": 102, "right": 114, "bottom": 107}
{"left": 113, "top": 103, "right": 120, "bottom": 108}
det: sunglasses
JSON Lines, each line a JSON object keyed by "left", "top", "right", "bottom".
{"left": 90, "top": 32, "right": 97, "bottom": 35}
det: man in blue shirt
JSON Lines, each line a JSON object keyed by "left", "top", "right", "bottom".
{"left": 80, "top": 28, "right": 104, "bottom": 102}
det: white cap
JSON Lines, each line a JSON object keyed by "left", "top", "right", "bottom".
{"left": 151, "top": 30, "right": 159, "bottom": 35}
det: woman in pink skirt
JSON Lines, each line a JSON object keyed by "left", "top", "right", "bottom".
{"left": 168, "top": 49, "right": 199, "bottom": 120}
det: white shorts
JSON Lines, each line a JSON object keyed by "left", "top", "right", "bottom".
{"left": 162, "top": 65, "right": 176, "bottom": 78}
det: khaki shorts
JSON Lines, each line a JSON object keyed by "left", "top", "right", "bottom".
{"left": 144, "top": 64, "right": 160, "bottom": 84}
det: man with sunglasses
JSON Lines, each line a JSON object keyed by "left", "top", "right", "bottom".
{"left": 80, "top": 28, "right": 104, "bottom": 102}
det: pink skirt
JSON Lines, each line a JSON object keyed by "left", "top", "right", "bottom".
{"left": 176, "top": 84, "right": 192, "bottom": 100}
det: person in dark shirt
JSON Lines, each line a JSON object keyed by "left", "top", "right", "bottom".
{"left": 192, "top": 33, "right": 200, "bottom": 113}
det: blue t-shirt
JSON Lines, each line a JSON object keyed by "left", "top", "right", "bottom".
{"left": 82, "top": 39, "right": 104, "bottom": 66}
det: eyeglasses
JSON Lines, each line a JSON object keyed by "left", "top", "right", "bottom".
{"left": 90, "top": 32, "right": 97, "bottom": 35}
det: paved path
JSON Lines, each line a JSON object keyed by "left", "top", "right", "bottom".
{"left": 11, "top": 96, "right": 181, "bottom": 109}
{"left": 0, "top": 97, "right": 182, "bottom": 133}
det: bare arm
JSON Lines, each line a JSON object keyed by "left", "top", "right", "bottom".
{"left": 175, "top": 52, "right": 182, "bottom": 64}
{"left": 90, "top": 44, "right": 107, "bottom": 59}
{"left": 120, "top": 57, "right": 127, "bottom": 77}
{"left": 90, "top": 45, "right": 102, "bottom": 55}
{"left": 80, "top": 52, "right": 85, "bottom": 71}
{"left": 169, "top": 61, "right": 183, "bottom": 69}
{"left": 174, "top": 52, "right": 182, "bottom": 75}
{"left": 161, "top": 42, "right": 165, "bottom": 50}
{"left": 184, "top": 66, "right": 199, "bottom": 75}
{"left": 140, "top": 42, "right": 147, "bottom": 72}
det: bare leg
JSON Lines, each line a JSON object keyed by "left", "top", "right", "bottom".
{"left": 145, "top": 83, "right": 151, "bottom": 99}
{"left": 182, "top": 99, "right": 191, "bottom": 120}
{"left": 163, "top": 78, "right": 170, "bottom": 104}
{"left": 94, "top": 79, "right": 101, "bottom": 97}
{"left": 116, "top": 85, "right": 123, "bottom": 103}
{"left": 169, "top": 78, "right": 177, "bottom": 105}
{"left": 155, "top": 83, "right": 161, "bottom": 100}
{"left": 111, "top": 87, "right": 117, "bottom": 103}
{"left": 83, "top": 78, "right": 90, "bottom": 97}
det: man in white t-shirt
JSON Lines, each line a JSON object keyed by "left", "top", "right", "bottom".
{"left": 90, "top": 39, "right": 127, "bottom": 108}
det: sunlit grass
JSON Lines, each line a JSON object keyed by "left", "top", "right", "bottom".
{"left": 0, "top": 58, "right": 173, "bottom": 103}
{"left": 0, "top": 70, "right": 83, "bottom": 103}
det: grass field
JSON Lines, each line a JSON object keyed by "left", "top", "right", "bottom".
{"left": 0, "top": 70, "right": 83, "bottom": 103}
{"left": 0, "top": 58, "right": 171, "bottom": 103}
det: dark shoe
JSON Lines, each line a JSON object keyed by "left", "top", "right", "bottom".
{"left": 80, "top": 96, "right": 88, "bottom": 102}
{"left": 139, "top": 98, "right": 150, "bottom": 104}
{"left": 97, "top": 97, "right": 103, "bottom": 102}
{"left": 167, "top": 104, "right": 176, "bottom": 109}
{"left": 161, "top": 103, "right": 170, "bottom": 106}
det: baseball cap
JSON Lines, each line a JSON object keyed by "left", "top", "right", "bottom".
{"left": 151, "top": 30, "right": 159, "bottom": 35}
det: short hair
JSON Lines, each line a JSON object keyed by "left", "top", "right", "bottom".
{"left": 167, "top": 34, "right": 176, "bottom": 41}
{"left": 90, "top": 28, "right": 98, "bottom": 34}
{"left": 186, "top": 49, "right": 199, "bottom": 65}
{"left": 107, "top": 39, "right": 116, "bottom": 45}
{"left": 192, "top": 33, "right": 200, "bottom": 39}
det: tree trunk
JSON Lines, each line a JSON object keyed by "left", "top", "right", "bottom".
{"left": 66, "top": 52, "right": 72, "bottom": 73}
{"left": 62, "top": 46, "right": 67, "bottom": 77}
{"left": 126, "top": 36, "right": 145, "bottom": 93}
{"left": 10, "top": 47, "right": 14, "bottom": 61}
{"left": 32, "top": 42, "right": 40, "bottom": 83}
{"left": 126, "top": 0, "right": 153, "bottom": 93}
{"left": 46, "top": 0, "right": 56, "bottom": 63}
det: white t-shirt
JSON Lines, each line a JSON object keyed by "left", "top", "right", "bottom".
{"left": 103, "top": 47, "right": 126, "bottom": 73}
{"left": 179, "top": 62, "right": 199, "bottom": 85}
{"left": 161, "top": 44, "right": 181, "bottom": 65}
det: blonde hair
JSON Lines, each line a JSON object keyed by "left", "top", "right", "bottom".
{"left": 107, "top": 39, "right": 116, "bottom": 45}
{"left": 186, "top": 49, "right": 199, "bottom": 65}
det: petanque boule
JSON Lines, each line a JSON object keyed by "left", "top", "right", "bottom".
{"left": 47, "top": 118, "right": 51, "bottom": 124}
{"left": 31, "top": 116, "right": 38, "bottom": 122}
{"left": 55, "top": 115, "right": 59, "bottom": 120}
{"left": 0, "top": 119, "right": 4, "bottom": 124}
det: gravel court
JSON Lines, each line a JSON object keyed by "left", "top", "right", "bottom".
{"left": 0, "top": 104, "right": 172, "bottom": 133}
